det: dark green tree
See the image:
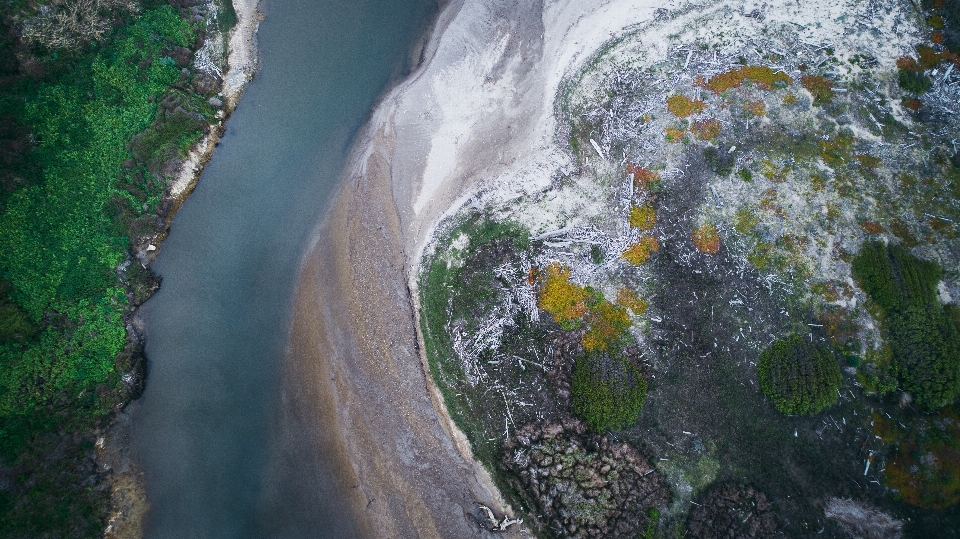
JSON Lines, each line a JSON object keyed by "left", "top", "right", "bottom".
{"left": 852, "top": 241, "right": 960, "bottom": 409}
{"left": 758, "top": 335, "right": 841, "bottom": 415}
{"left": 572, "top": 349, "right": 647, "bottom": 431}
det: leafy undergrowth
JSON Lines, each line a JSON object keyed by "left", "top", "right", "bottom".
{"left": 0, "top": 1, "right": 229, "bottom": 535}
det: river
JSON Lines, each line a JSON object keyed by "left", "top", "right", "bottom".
{"left": 129, "top": 1, "right": 438, "bottom": 537}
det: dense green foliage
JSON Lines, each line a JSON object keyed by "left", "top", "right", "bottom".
{"left": 572, "top": 350, "right": 647, "bottom": 431}
{"left": 898, "top": 69, "right": 933, "bottom": 94}
{"left": 0, "top": 3, "right": 221, "bottom": 535}
{"left": 757, "top": 335, "right": 841, "bottom": 415}
{"left": 852, "top": 241, "right": 960, "bottom": 409}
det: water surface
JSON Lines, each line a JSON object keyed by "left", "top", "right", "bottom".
{"left": 130, "top": 1, "right": 437, "bottom": 536}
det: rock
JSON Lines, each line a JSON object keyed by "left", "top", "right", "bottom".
{"left": 208, "top": 97, "right": 223, "bottom": 108}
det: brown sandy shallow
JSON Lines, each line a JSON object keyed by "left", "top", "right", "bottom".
{"left": 284, "top": 125, "right": 524, "bottom": 538}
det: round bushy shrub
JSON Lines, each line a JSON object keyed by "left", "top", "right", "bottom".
{"left": 572, "top": 351, "right": 647, "bottom": 431}
{"left": 758, "top": 335, "right": 841, "bottom": 415}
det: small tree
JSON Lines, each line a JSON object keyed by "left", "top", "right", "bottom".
{"left": 758, "top": 335, "right": 841, "bottom": 415}
{"left": 573, "top": 350, "right": 647, "bottom": 431}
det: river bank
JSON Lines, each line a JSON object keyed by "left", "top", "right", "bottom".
{"left": 98, "top": 2, "right": 262, "bottom": 536}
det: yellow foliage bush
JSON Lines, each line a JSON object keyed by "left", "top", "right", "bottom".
{"left": 665, "top": 126, "right": 686, "bottom": 143}
{"left": 746, "top": 99, "right": 766, "bottom": 116}
{"left": 538, "top": 263, "right": 588, "bottom": 328}
{"left": 705, "top": 66, "right": 792, "bottom": 93}
{"left": 628, "top": 205, "right": 656, "bottom": 231}
{"left": 666, "top": 94, "right": 706, "bottom": 118}
{"left": 622, "top": 236, "right": 660, "bottom": 265}
{"left": 616, "top": 287, "right": 648, "bottom": 316}
{"left": 582, "top": 298, "right": 632, "bottom": 351}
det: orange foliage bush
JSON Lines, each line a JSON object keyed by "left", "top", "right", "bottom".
{"left": 878, "top": 408, "right": 960, "bottom": 510}
{"left": 622, "top": 236, "right": 660, "bottom": 265}
{"left": 626, "top": 164, "right": 661, "bottom": 190}
{"left": 691, "top": 118, "right": 721, "bottom": 140}
{"left": 933, "top": 32, "right": 945, "bottom": 44}
{"left": 860, "top": 221, "right": 884, "bottom": 234}
{"left": 628, "top": 204, "right": 656, "bottom": 231}
{"left": 801, "top": 75, "right": 834, "bottom": 104}
{"left": 616, "top": 287, "right": 648, "bottom": 315}
{"left": 705, "top": 66, "right": 792, "bottom": 93}
{"left": 902, "top": 98, "right": 924, "bottom": 111}
{"left": 582, "top": 298, "right": 632, "bottom": 351}
{"left": 537, "top": 262, "right": 588, "bottom": 328}
{"left": 917, "top": 45, "right": 943, "bottom": 69}
{"left": 692, "top": 223, "right": 721, "bottom": 254}
{"left": 666, "top": 94, "right": 706, "bottom": 118}
{"left": 897, "top": 56, "right": 920, "bottom": 71}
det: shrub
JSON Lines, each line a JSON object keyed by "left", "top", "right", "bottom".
{"left": 691, "top": 118, "right": 721, "bottom": 140}
{"left": 758, "top": 335, "right": 841, "bottom": 415}
{"left": 917, "top": 45, "right": 943, "bottom": 69}
{"left": 800, "top": 75, "right": 834, "bottom": 104}
{"left": 703, "top": 145, "right": 734, "bottom": 176}
{"left": 538, "top": 262, "right": 589, "bottom": 329}
{"left": 629, "top": 204, "right": 656, "bottom": 231}
{"left": 899, "top": 69, "right": 932, "bottom": 94}
{"left": 665, "top": 126, "right": 686, "bottom": 143}
{"left": 734, "top": 208, "right": 759, "bottom": 234}
{"left": 852, "top": 241, "right": 960, "bottom": 409}
{"left": 616, "top": 287, "right": 648, "bottom": 315}
{"left": 572, "top": 350, "right": 647, "bottom": 431}
{"left": 692, "top": 223, "right": 721, "bottom": 254}
{"left": 21, "top": 0, "right": 140, "bottom": 50}
{"left": 622, "top": 236, "right": 660, "bottom": 265}
{"left": 855, "top": 154, "right": 882, "bottom": 169}
{"left": 880, "top": 406, "right": 960, "bottom": 510}
{"left": 746, "top": 99, "right": 766, "bottom": 116}
{"left": 705, "top": 66, "right": 792, "bottom": 93}
{"left": 582, "top": 294, "right": 632, "bottom": 352}
{"left": 666, "top": 95, "right": 706, "bottom": 118}
{"left": 902, "top": 98, "right": 924, "bottom": 111}
{"left": 859, "top": 221, "right": 884, "bottom": 234}
{"left": 627, "top": 165, "right": 661, "bottom": 191}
